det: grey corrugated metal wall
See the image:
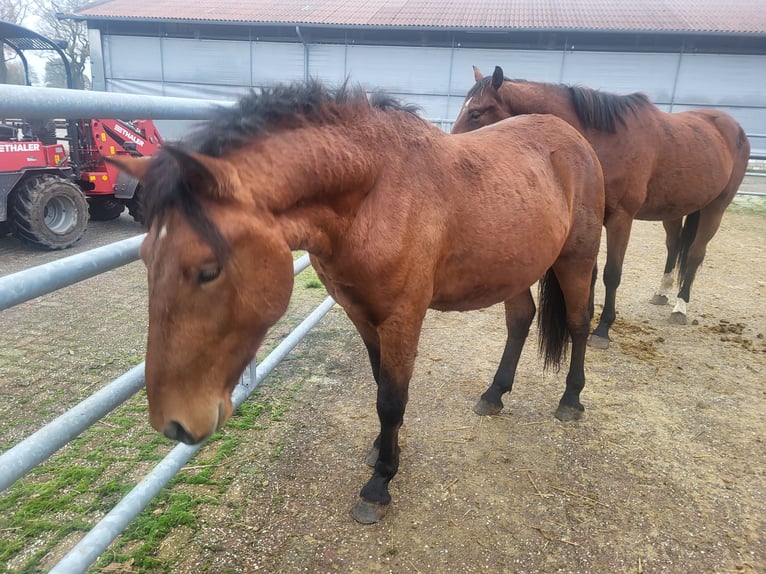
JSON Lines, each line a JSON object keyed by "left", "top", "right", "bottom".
{"left": 89, "top": 29, "right": 766, "bottom": 152}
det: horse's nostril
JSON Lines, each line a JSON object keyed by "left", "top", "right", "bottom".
{"left": 163, "top": 420, "right": 197, "bottom": 445}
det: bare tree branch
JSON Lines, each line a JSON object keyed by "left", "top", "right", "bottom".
{"left": 32, "top": 0, "right": 90, "bottom": 89}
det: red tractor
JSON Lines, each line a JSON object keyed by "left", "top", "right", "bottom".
{"left": 0, "top": 21, "right": 164, "bottom": 250}
{"left": 74, "top": 118, "right": 163, "bottom": 224}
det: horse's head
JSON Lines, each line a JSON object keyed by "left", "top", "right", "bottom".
{"left": 451, "top": 66, "right": 513, "bottom": 134}
{"left": 110, "top": 148, "right": 294, "bottom": 444}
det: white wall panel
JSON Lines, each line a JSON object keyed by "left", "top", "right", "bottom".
{"left": 561, "top": 51, "right": 679, "bottom": 102}
{"left": 105, "top": 36, "right": 163, "bottom": 81}
{"left": 346, "top": 45, "right": 451, "bottom": 94}
{"left": 307, "top": 44, "right": 348, "bottom": 85}
{"left": 674, "top": 54, "right": 766, "bottom": 106}
{"left": 450, "top": 49, "right": 564, "bottom": 93}
{"left": 162, "top": 39, "right": 250, "bottom": 85}
{"left": 252, "top": 42, "right": 304, "bottom": 84}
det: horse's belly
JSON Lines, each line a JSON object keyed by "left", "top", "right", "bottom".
{"left": 430, "top": 252, "right": 558, "bottom": 312}
{"left": 637, "top": 171, "right": 731, "bottom": 220}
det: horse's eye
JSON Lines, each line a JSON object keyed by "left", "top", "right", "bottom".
{"left": 469, "top": 109, "right": 482, "bottom": 120}
{"left": 197, "top": 264, "right": 221, "bottom": 284}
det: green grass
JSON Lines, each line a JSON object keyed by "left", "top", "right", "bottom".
{"left": 0, "top": 383, "right": 304, "bottom": 574}
{"left": 729, "top": 194, "right": 766, "bottom": 214}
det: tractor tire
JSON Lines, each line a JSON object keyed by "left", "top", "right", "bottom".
{"left": 126, "top": 185, "right": 145, "bottom": 226}
{"left": 88, "top": 197, "right": 125, "bottom": 221}
{"left": 10, "top": 175, "right": 89, "bottom": 250}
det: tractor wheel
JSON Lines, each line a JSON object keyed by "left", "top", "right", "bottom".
{"left": 126, "top": 185, "right": 145, "bottom": 226}
{"left": 10, "top": 175, "right": 89, "bottom": 250}
{"left": 88, "top": 197, "right": 125, "bottom": 221}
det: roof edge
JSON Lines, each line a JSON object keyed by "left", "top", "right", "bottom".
{"left": 65, "top": 14, "right": 766, "bottom": 38}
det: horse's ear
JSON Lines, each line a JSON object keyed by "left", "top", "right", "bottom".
{"left": 162, "top": 146, "right": 232, "bottom": 199}
{"left": 491, "top": 66, "right": 505, "bottom": 91}
{"left": 472, "top": 65, "right": 484, "bottom": 82}
{"left": 103, "top": 155, "right": 153, "bottom": 181}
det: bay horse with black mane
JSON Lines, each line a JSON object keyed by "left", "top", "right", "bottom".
{"left": 453, "top": 66, "right": 750, "bottom": 348}
{"left": 109, "top": 81, "right": 604, "bottom": 523}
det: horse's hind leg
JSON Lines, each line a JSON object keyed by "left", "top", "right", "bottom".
{"left": 671, "top": 205, "right": 728, "bottom": 324}
{"left": 551, "top": 259, "right": 597, "bottom": 421}
{"left": 650, "top": 218, "right": 682, "bottom": 305}
{"left": 589, "top": 210, "right": 633, "bottom": 349}
{"left": 474, "top": 290, "right": 535, "bottom": 416}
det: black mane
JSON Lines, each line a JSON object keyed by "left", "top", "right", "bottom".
{"left": 568, "top": 85, "right": 650, "bottom": 133}
{"left": 192, "top": 81, "right": 419, "bottom": 158}
{"left": 142, "top": 80, "right": 421, "bottom": 259}
{"left": 467, "top": 75, "right": 650, "bottom": 134}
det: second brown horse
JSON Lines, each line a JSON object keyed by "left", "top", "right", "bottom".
{"left": 453, "top": 66, "right": 750, "bottom": 348}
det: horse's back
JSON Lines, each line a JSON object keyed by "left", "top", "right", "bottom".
{"left": 427, "top": 114, "right": 603, "bottom": 311}
{"left": 664, "top": 108, "right": 748, "bottom": 158}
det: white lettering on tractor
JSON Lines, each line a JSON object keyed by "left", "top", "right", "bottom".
{"left": 113, "top": 124, "right": 145, "bottom": 148}
{"left": 0, "top": 142, "right": 41, "bottom": 153}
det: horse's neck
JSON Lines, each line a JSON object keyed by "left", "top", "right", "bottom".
{"left": 253, "top": 126, "right": 383, "bottom": 256}
{"left": 506, "top": 82, "right": 581, "bottom": 128}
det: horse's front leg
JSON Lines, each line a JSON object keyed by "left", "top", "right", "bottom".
{"left": 351, "top": 312, "right": 424, "bottom": 524}
{"left": 474, "top": 290, "right": 535, "bottom": 416}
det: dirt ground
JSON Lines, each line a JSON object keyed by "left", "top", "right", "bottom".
{"left": 1, "top": 189, "right": 765, "bottom": 573}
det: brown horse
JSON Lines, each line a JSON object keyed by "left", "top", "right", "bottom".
{"left": 109, "top": 81, "right": 604, "bottom": 523}
{"left": 453, "top": 66, "right": 750, "bottom": 348}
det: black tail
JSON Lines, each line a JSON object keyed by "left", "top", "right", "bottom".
{"left": 537, "top": 269, "right": 569, "bottom": 371}
{"left": 676, "top": 211, "right": 700, "bottom": 284}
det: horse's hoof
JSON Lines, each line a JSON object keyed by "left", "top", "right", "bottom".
{"left": 350, "top": 498, "right": 389, "bottom": 524}
{"left": 364, "top": 447, "right": 379, "bottom": 468}
{"left": 669, "top": 312, "right": 688, "bottom": 325}
{"left": 650, "top": 294, "right": 669, "bottom": 305}
{"left": 555, "top": 403, "right": 584, "bottom": 422}
{"left": 474, "top": 398, "right": 502, "bottom": 416}
{"left": 587, "top": 334, "right": 610, "bottom": 350}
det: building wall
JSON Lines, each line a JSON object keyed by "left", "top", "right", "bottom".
{"left": 88, "top": 29, "right": 766, "bottom": 152}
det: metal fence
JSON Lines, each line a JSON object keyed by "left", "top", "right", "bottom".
{"left": 0, "top": 85, "right": 337, "bottom": 573}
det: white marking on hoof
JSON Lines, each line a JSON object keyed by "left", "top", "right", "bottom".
{"left": 672, "top": 298, "right": 687, "bottom": 316}
{"left": 655, "top": 272, "right": 674, "bottom": 298}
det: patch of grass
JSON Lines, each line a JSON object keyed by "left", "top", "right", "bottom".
{"left": 104, "top": 491, "right": 201, "bottom": 571}
{"left": 729, "top": 194, "right": 766, "bottom": 214}
{"left": 300, "top": 266, "right": 325, "bottom": 290}
{"left": 303, "top": 277, "right": 323, "bottom": 289}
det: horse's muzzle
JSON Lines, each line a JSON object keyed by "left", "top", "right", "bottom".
{"left": 161, "top": 402, "right": 224, "bottom": 444}
{"left": 163, "top": 420, "right": 200, "bottom": 444}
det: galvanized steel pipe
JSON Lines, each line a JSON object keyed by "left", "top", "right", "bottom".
{"left": 0, "top": 84, "right": 234, "bottom": 120}
{"left": 0, "top": 234, "right": 145, "bottom": 311}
